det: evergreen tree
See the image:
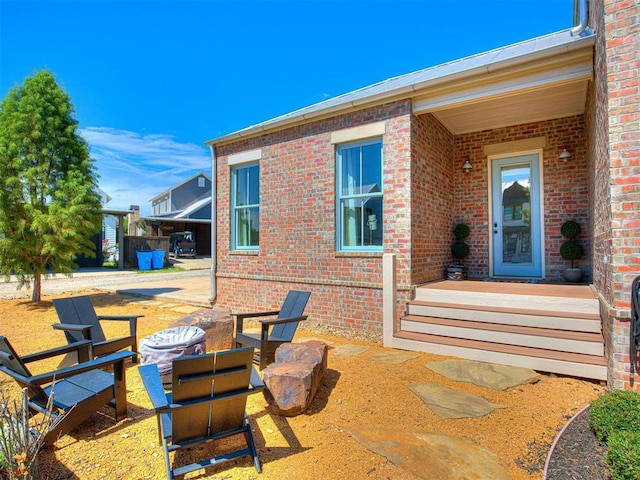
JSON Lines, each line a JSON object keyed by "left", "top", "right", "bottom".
{"left": 0, "top": 70, "right": 101, "bottom": 302}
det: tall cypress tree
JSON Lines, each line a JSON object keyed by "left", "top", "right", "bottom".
{"left": 0, "top": 70, "right": 101, "bottom": 302}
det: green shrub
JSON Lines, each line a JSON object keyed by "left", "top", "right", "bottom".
{"left": 561, "top": 220, "right": 581, "bottom": 239}
{"left": 560, "top": 240, "right": 585, "bottom": 262}
{"left": 607, "top": 430, "right": 640, "bottom": 480}
{"left": 451, "top": 223, "right": 470, "bottom": 262}
{"left": 453, "top": 223, "right": 470, "bottom": 241}
{"left": 451, "top": 241, "right": 470, "bottom": 260}
{"left": 590, "top": 390, "right": 640, "bottom": 442}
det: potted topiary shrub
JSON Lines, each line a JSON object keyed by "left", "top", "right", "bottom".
{"left": 447, "top": 223, "right": 470, "bottom": 280}
{"left": 560, "top": 220, "right": 584, "bottom": 283}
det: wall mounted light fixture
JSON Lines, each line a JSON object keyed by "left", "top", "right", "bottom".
{"left": 462, "top": 160, "right": 473, "bottom": 173}
{"left": 559, "top": 149, "right": 572, "bottom": 162}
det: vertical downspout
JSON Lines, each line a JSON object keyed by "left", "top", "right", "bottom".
{"left": 209, "top": 144, "right": 217, "bottom": 304}
{"left": 571, "top": 0, "right": 592, "bottom": 37}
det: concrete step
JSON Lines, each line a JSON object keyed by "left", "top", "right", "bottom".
{"left": 402, "top": 314, "right": 604, "bottom": 356}
{"left": 406, "top": 300, "right": 602, "bottom": 333}
{"left": 393, "top": 330, "right": 607, "bottom": 380}
{"left": 413, "top": 283, "right": 599, "bottom": 317}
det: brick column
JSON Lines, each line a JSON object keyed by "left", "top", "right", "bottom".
{"left": 603, "top": 0, "right": 640, "bottom": 389}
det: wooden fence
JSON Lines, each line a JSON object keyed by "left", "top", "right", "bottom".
{"left": 124, "top": 236, "right": 169, "bottom": 269}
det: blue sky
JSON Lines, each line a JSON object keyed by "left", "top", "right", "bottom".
{"left": 1, "top": 0, "right": 574, "bottom": 215}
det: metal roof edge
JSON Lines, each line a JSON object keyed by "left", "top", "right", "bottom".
{"left": 101, "top": 208, "right": 133, "bottom": 216}
{"left": 175, "top": 196, "right": 211, "bottom": 218}
{"left": 205, "top": 30, "right": 595, "bottom": 147}
{"left": 141, "top": 216, "right": 212, "bottom": 224}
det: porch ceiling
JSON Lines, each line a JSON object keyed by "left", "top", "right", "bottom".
{"left": 412, "top": 48, "right": 593, "bottom": 135}
{"left": 427, "top": 79, "right": 589, "bottom": 134}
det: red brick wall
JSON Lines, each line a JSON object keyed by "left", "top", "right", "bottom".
{"left": 455, "top": 116, "right": 590, "bottom": 280}
{"left": 411, "top": 113, "right": 456, "bottom": 285}
{"left": 605, "top": 0, "right": 640, "bottom": 311}
{"left": 213, "top": 101, "right": 412, "bottom": 334}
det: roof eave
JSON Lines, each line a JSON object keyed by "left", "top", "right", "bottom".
{"left": 205, "top": 31, "right": 595, "bottom": 147}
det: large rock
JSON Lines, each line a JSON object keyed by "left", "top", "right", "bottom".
{"left": 262, "top": 341, "right": 328, "bottom": 416}
{"left": 275, "top": 340, "right": 328, "bottom": 371}
{"left": 169, "top": 308, "right": 234, "bottom": 352}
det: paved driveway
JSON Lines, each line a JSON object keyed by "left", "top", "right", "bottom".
{"left": 0, "top": 257, "right": 212, "bottom": 305}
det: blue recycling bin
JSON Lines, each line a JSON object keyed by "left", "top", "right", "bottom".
{"left": 151, "top": 250, "right": 166, "bottom": 269}
{"left": 136, "top": 251, "right": 153, "bottom": 271}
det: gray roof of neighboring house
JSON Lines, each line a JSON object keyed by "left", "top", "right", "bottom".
{"left": 206, "top": 28, "right": 595, "bottom": 146}
{"left": 174, "top": 196, "right": 211, "bottom": 219}
{"left": 149, "top": 171, "right": 212, "bottom": 202}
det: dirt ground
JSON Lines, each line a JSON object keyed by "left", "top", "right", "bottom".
{"left": 0, "top": 290, "right": 606, "bottom": 480}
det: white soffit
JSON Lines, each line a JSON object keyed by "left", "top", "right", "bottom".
{"left": 413, "top": 50, "right": 593, "bottom": 134}
{"left": 433, "top": 79, "right": 589, "bottom": 134}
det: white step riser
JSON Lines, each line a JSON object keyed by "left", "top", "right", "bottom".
{"left": 407, "top": 304, "right": 602, "bottom": 333}
{"left": 386, "top": 336, "right": 608, "bottom": 381}
{"left": 401, "top": 320, "right": 604, "bottom": 356}
{"left": 413, "top": 289, "right": 599, "bottom": 316}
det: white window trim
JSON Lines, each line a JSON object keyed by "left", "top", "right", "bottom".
{"left": 228, "top": 148, "right": 262, "bottom": 166}
{"left": 336, "top": 137, "right": 384, "bottom": 252}
{"left": 231, "top": 162, "right": 260, "bottom": 251}
{"left": 330, "top": 121, "right": 386, "bottom": 144}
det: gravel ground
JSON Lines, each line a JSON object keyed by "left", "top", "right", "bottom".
{"left": 0, "top": 268, "right": 609, "bottom": 479}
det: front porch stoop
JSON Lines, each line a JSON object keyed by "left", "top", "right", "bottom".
{"left": 392, "top": 281, "right": 607, "bottom": 381}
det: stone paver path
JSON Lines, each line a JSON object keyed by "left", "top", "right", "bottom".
{"left": 332, "top": 346, "right": 539, "bottom": 479}
{"left": 426, "top": 358, "right": 538, "bottom": 390}
{"left": 347, "top": 426, "right": 509, "bottom": 480}
{"left": 333, "top": 344, "right": 370, "bottom": 356}
{"left": 370, "top": 350, "right": 420, "bottom": 364}
{"left": 408, "top": 383, "right": 506, "bottom": 419}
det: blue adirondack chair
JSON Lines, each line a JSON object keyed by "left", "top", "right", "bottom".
{"left": 139, "top": 347, "right": 264, "bottom": 479}
{"left": 0, "top": 336, "right": 134, "bottom": 445}
{"left": 52, "top": 295, "right": 142, "bottom": 362}
{"left": 233, "top": 290, "right": 311, "bottom": 370}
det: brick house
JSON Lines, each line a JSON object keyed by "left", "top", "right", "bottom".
{"left": 206, "top": 0, "right": 639, "bottom": 389}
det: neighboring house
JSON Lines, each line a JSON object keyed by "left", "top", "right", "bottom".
{"left": 144, "top": 172, "right": 212, "bottom": 255}
{"left": 75, "top": 187, "right": 115, "bottom": 268}
{"left": 150, "top": 171, "right": 212, "bottom": 218}
{"left": 205, "top": 0, "right": 639, "bottom": 390}
{"left": 96, "top": 187, "right": 117, "bottom": 248}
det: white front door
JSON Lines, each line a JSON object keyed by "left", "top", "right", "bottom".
{"left": 491, "top": 153, "right": 543, "bottom": 278}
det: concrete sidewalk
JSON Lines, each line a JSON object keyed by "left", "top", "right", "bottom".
{"left": 102, "top": 257, "right": 213, "bottom": 306}
{"left": 103, "top": 257, "right": 211, "bottom": 307}
{"left": 106, "top": 273, "right": 213, "bottom": 307}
